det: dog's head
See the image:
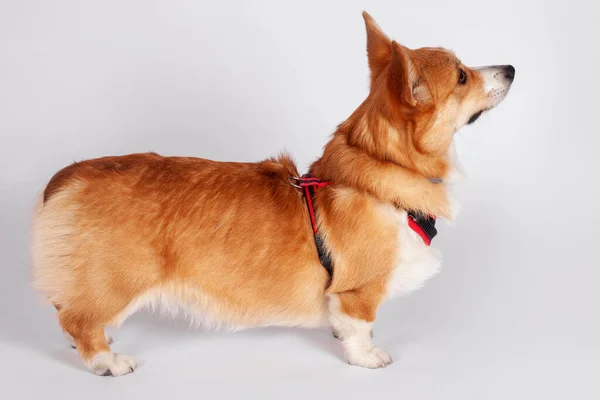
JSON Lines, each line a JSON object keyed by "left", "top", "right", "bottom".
{"left": 357, "top": 12, "right": 515, "bottom": 176}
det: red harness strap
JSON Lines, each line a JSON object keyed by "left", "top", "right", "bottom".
{"left": 298, "top": 176, "right": 330, "bottom": 234}
{"left": 292, "top": 174, "right": 333, "bottom": 279}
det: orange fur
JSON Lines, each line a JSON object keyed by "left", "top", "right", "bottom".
{"left": 31, "top": 11, "right": 514, "bottom": 374}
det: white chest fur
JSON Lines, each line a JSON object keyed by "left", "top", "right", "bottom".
{"left": 380, "top": 206, "right": 443, "bottom": 298}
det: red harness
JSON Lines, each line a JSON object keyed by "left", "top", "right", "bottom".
{"left": 290, "top": 174, "right": 438, "bottom": 281}
{"left": 291, "top": 175, "right": 437, "bottom": 246}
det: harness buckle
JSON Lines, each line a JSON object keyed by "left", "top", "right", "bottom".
{"left": 287, "top": 176, "right": 303, "bottom": 189}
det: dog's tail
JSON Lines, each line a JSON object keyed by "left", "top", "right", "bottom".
{"left": 258, "top": 152, "right": 301, "bottom": 183}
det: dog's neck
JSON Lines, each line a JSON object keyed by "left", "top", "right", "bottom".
{"left": 346, "top": 113, "right": 451, "bottom": 180}
{"left": 310, "top": 100, "right": 460, "bottom": 218}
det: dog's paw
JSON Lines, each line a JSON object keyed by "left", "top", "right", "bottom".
{"left": 346, "top": 347, "right": 392, "bottom": 369}
{"left": 88, "top": 352, "right": 137, "bottom": 377}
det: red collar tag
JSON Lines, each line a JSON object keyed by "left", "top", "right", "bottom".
{"left": 407, "top": 212, "right": 437, "bottom": 246}
{"left": 407, "top": 217, "right": 431, "bottom": 245}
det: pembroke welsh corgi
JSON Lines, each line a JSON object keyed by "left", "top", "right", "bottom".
{"left": 31, "top": 12, "right": 515, "bottom": 376}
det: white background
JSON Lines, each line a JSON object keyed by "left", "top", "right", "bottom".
{"left": 1, "top": 0, "right": 599, "bottom": 398}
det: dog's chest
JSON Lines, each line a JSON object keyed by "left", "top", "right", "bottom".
{"left": 382, "top": 206, "right": 442, "bottom": 298}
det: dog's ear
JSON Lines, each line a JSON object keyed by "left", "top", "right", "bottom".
{"left": 389, "top": 41, "right": 419, "bottom": 107}
{"left": 362, "top": 12, "right": 391, "bottom": 89}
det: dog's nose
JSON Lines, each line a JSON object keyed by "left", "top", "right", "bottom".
{"left": 504, "top": 65, "right": 515, "bottom": 82}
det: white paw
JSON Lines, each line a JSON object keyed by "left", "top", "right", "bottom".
{"left": 346, "top": 347, "right": 393, "bottom": 369}
{"left": 89, "top": 352, "right": 137, "bottom": 377}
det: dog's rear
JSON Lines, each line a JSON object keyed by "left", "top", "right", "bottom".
{"left": 31, "top": 153, "right": 330, "bottom": 376}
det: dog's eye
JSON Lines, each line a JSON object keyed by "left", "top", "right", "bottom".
{"left": 458, "top": 69, "right": 467, "bottom": 85}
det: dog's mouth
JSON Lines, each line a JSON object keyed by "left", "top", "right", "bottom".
{"left": 467, "top": 110, "right": 484, "bottom": 125}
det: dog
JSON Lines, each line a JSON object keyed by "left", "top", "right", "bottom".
{"left": 31, "top": 12, "right": 515, "bottom": 376}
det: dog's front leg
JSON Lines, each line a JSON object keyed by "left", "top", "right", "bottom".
{"left": 328, "top": 287, "right": 391, "bottom": 368}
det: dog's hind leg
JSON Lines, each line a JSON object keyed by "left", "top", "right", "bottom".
{"left": 54, "top": 303, "right": 113, "bottom": 349}
{"left": 58, "top": 302, "right": 136, "bottom": 376}
{"left": 61, "top": 328, "right": 113, "bottom": 349}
